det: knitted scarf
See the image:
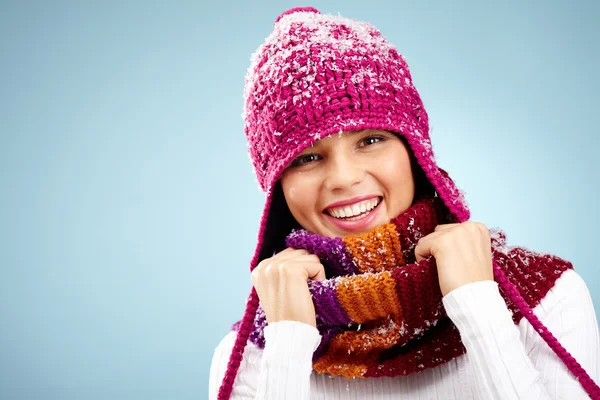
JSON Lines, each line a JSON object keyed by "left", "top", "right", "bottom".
{"left": 234, "top": 195, "right": 598, "bottom": 395}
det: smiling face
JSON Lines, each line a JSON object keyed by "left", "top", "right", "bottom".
{"left": 280, "top": 129, "right": 416, "bottom": 238}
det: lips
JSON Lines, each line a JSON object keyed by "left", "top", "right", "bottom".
{"left": 326, "top": 197, "right": 381, "bottom": 219}
{"left": 323, "top": 196, "right": 384, "bottom": 233}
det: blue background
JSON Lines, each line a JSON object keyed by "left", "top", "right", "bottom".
{"left": 1, "top": 1, "right": 598, "bottom": 398}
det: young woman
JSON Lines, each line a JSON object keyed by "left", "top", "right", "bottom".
{"left": 209, "top": 7, "right": 600, "bottom": 399}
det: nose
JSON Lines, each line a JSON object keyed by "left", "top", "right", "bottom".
{"left": 323, "top": 151, "right": 365, "bottom": 191}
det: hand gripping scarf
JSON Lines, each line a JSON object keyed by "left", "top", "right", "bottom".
{"left": 235, "top": 195, "right": 600, "bottom": 397}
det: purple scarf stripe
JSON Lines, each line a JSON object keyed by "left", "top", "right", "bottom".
{"left": 312, "top": 327, "right": 344, "bottom": 362}
{"left": 286, "top": 230, "right": 356, "bottom": 277}
{"left": 309, "top": 279, "right": 352, "bottom": 327}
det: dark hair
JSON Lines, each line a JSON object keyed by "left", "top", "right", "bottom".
{"left": 265, "top": 181, "right": 301, "bottom": 256}
{"left": 395, "top": 134, "right": 436, "bottom": 201}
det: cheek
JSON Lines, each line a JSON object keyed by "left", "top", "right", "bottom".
{"left": 379, "top": 155, "right": 412, "bottom": 183}
{"left": 281, "top": 173, "right": 319, "bottom": 221}
{"left": 284, "top": 187, "right": 301, "bottom": 218}
{"left": 287, "top": 186, "right": 297, "bottom": 202}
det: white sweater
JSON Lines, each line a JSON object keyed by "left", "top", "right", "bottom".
{"left": 209, "top": 270, "right": 600, "bottom": 399}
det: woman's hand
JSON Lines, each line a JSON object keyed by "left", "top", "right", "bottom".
{"left": 251, "top": 248, "right": 326, "bottom": 327}
{"left": 414, "top": 221, "right": 493, "bottom": 297}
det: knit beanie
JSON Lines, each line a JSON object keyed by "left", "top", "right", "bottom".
{"left": 218, "top": 6, "right": 469, "bottom": 399}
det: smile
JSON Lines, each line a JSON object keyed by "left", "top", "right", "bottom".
{"left": 326, "top": 197, "right": 382, "bottom": 221}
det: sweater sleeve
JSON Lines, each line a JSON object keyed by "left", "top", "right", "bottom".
{"left": 209, "top": 321, "right": 322, "bottom": 400}
{"left": 442, "top": 269, "right": 600, "bottom": 399}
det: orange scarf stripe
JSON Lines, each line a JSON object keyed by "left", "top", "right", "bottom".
{"left": 313, "top": 358, "right": 368, "bottom": 378}
{"left": 337, "top": 272, "right": 402, "bottom": 323}
{"left": 313, "top": 318, "right": 403, "bottom": 378}
{"left": 342, "top": 224, "right": 404, "bottom": 273}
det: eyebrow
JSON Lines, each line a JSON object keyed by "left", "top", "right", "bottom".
{"left": 302, "top": 129, "right": 377, "bottom": 152}
{"left": 342, "top": 129, "right": 374, "bottom": 136}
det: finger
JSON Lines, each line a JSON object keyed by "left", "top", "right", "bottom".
{"left": 414, "top": 231, "right": 444, "bottom": 262}
{"left": 281, "top": 261, "right": 326, "bottom": 282}
{"left": 257, "top": 248, "right": 310, "bottom": 272}
{"left": 285, "top": 253, "right": 321, "bottom": 264}
{"left": 279, "top": 252, "right": 321, "bottom": 266}
{"left": 302, "top": 261, "right": 326, "bottom": 281}
{"left": 414, "top": 236, "right": 432, "bottom": 262}
{"left": 273, "top": 247, "right": 296, "bottom": 257}
{"left": 274, "top": 247, "right": 310, "bottom": 261}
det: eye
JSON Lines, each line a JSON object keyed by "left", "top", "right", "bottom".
{"left": 359, "top": 135, "right": 385, "bottom": 147}
{"left": 290, "top": 153, "right": 321, "bottom": 167}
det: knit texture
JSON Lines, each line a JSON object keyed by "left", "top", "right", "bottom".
{"left": 218, "top": 6, "right": 600, "bottom": 399}
{"left": 235, "top": 195, "right": 574, "bottom": 378}
{"left": 242, "top": 6, "right": 468, "bottom": 222}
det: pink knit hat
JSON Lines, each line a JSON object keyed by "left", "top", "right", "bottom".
{"left": 218, "top": 7, "right": 469, "bottom": 399}
{"left": 245, "top": 6, "right": 468, "bottom": 219}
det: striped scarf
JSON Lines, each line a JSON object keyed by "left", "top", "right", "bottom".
{"left": 234, "top": 195, "right": 597, "bottom": 392}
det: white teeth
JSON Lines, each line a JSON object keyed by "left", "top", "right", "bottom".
{"left": 327, "top": 198, "right": 380, "bottom": 219}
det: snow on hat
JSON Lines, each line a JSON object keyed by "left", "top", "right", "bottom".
{"left": 217, "top": 7, "right": 469, "bottom": 399}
